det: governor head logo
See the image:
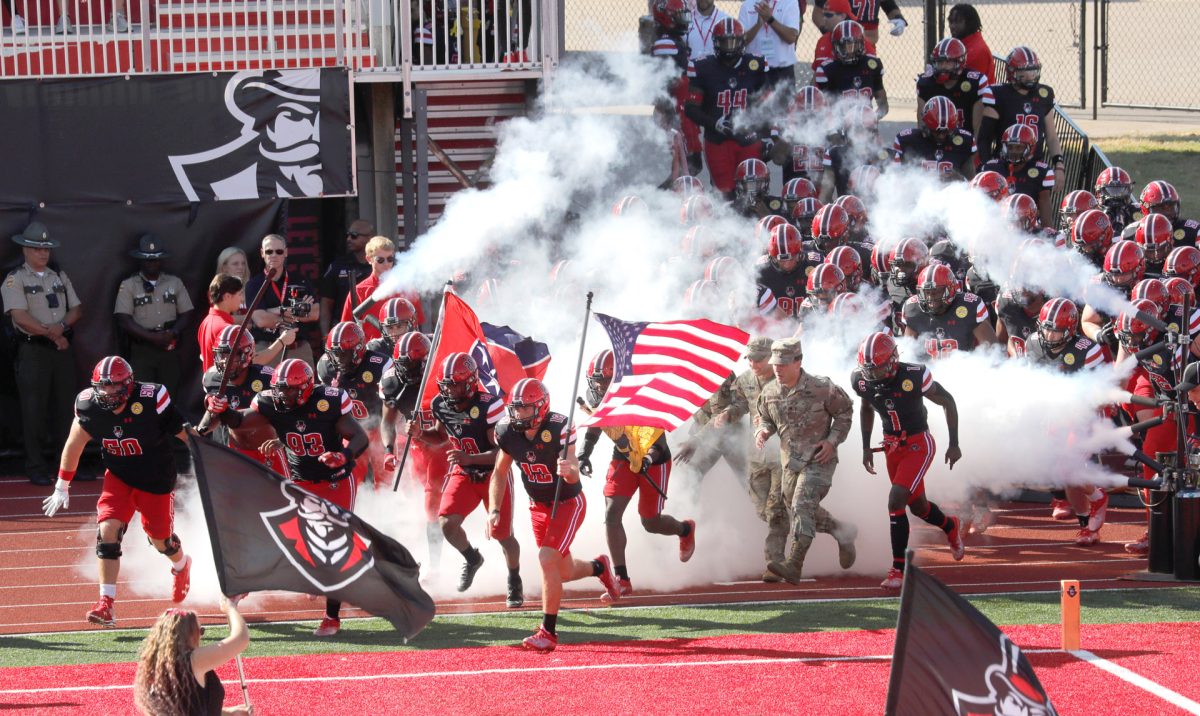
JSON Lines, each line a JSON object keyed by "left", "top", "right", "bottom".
{"left": 261, "top": 481, "right": 374, "bottom": 592}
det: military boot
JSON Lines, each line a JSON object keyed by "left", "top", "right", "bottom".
{"left": 767, "top": 535, "right": 812, "bottom": 585}
{"left": 832, "top": 521, "right": 858, "bottom": 569}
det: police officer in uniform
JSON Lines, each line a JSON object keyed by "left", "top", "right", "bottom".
{"left": 1, "top": 223, "right": 82, "bottom": 486}
{"left": 114, "top": 235, "right": 194, "bottom": 397}
{"left": 753, "top": 337, "right": 858, "bottom": 584}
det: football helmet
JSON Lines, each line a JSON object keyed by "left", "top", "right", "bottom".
{"left": 889, "top": 237, "right": 930, "bottom": 286}
{"left": 1036, "top": 297, "right": 1078, "bottom": 352}
{"left": 857, "top": 332, "right": 899, "bottom": 383}
{"left": 1140, "top": 180, "right": 1181, "bottom": 220}
{"left": 811, "top": 204, "right": 850, "bottom": 253}
{"left": 680, "top": 194, "right": 714, "bottom": 227}
{"left": 921, "top": 95, "right": 959, "bottom": 144}
{"left": 734, "top": 158, "right": 770, "bottom": 201}
{"left": 1094, "top": 166, "right": 1133, "bottom": 205}
{"left": 782, "top": 177, "right": 818, "bottom": 211}
{"left": 1005, "top": 46, "right": 1041, "bottom": 90}
{"left": 91, "top": 356, "right": 135, "bottom": 411}
{"left": 806, "top": 263, "right": 846, "bottom": 305}
{"left": 681, "top": 224, "right": 719, "bottom": 258}
{"left": 672, "top": 175, "right": 705, "bottom": 197}
{"left": 1134, "top": 213, "right": 1173, "bottom": 264}
{"left": 871, "top": 238, "right": 897, "bottom": 284}
{"left": 791, "top": 85, "right": 826, "bottom": 115}
{"left": 916, "top": 263, "right": 960, "bottom": 314}
{"left": 1115, "top": 298, "right": 1161, "bottom": 353}
{"left": 790, "top": 197, "right": 823, "bottom": 238}
{"left": 1131, "top": 278, "right": 1169, "bottom": 318}
{"left": 684, "top": 278, "right": 723, "bottom": 317}
{"left": 1070, "top": 209, "right": 1114, "bottom": 259}
{"left": 380, "top": 297, "right": 417, "bottom": 339}
{"left": 1002, "top": 193, "right": 1040, "bottom": 232}
{"left": 1059, "top": 190, "right": 1100, "bottom": 233}
{"left": 848, "top": 165, "right": 881, "bottom": 195}
{"left": 755, "top": 215, "right": 789, "bottom": 247}
{"left": 1164, "top": 246, "right": 1200, "bottom": 286}
{"left": 271, "top": 358, "right": 314, "bottom": 412}
{"left": 828, "top": 291, "right": 865, "bottom": 318}
{"left": 213, "top": 325, "right": 254, "bottom": 376}
{"left": 586, "top": 349, "right": 615, "bottom": 405}
{"left": 835, "top": 195, "right": 869, "bottom": 234}
{"left": 930, "top": 37, "right": 967, "bottom": 83}
{"left": 768, "top": 224, "right": 805, "bottom": 271}
{"left": 1164, "top": 277, "right": 1194, "bottom": 307}
{"left": 506, "top": 378, "right": 551, "bottom": 431}
{"left": 826, "top": 245, "right": 864, "bottom": 291}
{"left": 612, "top": 195, "right": 647, "bottom": 217}
{"left": 1102, "top": 240, "right": 1146, "bottom": 291}
{"left": 651, "top": 0, "right": 690, "bottom": 34}
{"left": 970, "top": 170, "right": 1010, "bottom": 202}
{"left": 712, "top": 17, "right": 745, "bottom": 64}
{"left": 1000, "top": 124, "right": 1037, "bottom": 164}
{"left": 326, "top": 321, "right": 366, "bottom": 373}
{"left": 392, "top": 331, "right": 431, "bottom": 385}
{"left": 831, "top": 20, "right": 866, "bottom": 64}
{"left": 437, "top": 352, "right": 479, "bottom": 408}
{"left": 704, "top": 255, "right": 742, "bottom": 286}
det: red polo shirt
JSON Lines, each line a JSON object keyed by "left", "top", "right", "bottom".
{"left": 960, "top": 31, "right": 996, "bottom": 85}
{"left": 340, "top": 274, "right": 425, "bottom": 342}
{"left": 197, "top": 306, "right": 235, "bottom": 373}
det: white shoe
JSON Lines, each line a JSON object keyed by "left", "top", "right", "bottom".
{"left": 54, "top": 16, "right": 72, "bottom": 34}
{"left": 11, "top": 14, "right": 26, "bottom": 34}
{"left": 111, "top": 12, "right": 128, "bottom": 32}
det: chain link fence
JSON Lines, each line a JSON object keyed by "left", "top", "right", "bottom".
{"left": 1098, "top": 0, "right": 1197, "bottom": 110}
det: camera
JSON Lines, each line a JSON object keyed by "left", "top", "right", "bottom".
{"left": 281, "top": 285, "right": 311, "bottom": 318}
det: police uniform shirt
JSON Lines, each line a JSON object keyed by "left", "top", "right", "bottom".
{"left": 994, "top": 290, "right": 1039, "bottom": 344}
{"left": 916, "top": 69, "right": 991, "bottom": 127}
{"left": 688, "top": 54, "right": 769, "bottom": 146}
{"left": 814, "top": 55, "right": 885, "bottom": 101}
{"left": 1120, "top": 216, "right": 1200, "bottom": 249}
{"left": 496, "top": 412, "right": 580, "bottom": 504}
{"left": 202, "top": 364, "right": 275, "bottom": 411}
{"left": 892, "top": 128, "right": 977, "bottom": 177}
{"left": 756, "top": 253, "right": 822, "bottom": 318}
{"left": 252, "top": 386, "right": 354, "bottom": 482}
{"left": 850, "top": 362, "right": 933, "bottom": 437}
{"left": 982, "top": 84, "right": 1055, "bottom": 160}
{"left": 316, "top": 348, "right": 393, "bottom": 422}
{"left": 980, "top": 158, "right": 1054, "bottom": 200}
{"left": 74, "top": 382, "right": 184, "bottom": 494}
{"left": 1, "top": 262, "right": 80, "bottom": 333}
{"left": 431, "top": 391, "right": 504, "bottom": 480}
{"left": 903, "top": 291, "right": 990, "bottom": 357}
{"left": 1025, "top": 334, "right": 1104, "bottom": 372}
{"left": 114, "top": 273, "right": 193, "bottom": 330}
{"left": 783, "top": 143, "right": 827, "bottom": 184}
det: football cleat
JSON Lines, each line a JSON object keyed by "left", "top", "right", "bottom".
{"left": 1125, "top": 531, "right": 1149, "bottom": 555}
{"left": 314, "top": 617, "right": 341, "bottom": 637}
{"left": 1050, "top": 498, "right": 1072, "bottom": 520}
{"left": 458, "top": 551, "right": 484, "bottom": 592}
{"left": 86, "top": 596, "right": 115, "bottom": 627}
{"left": 506, "top": 576, "right": 524, "bottom": 609}
{"left": 947, "top": 516, "right": 965, "bottom": 561}
{"left": 880, "top": 568, "right": 903, "bottom": 590}
{"left": 1075, "top": 528, "right": 1099, "bottom": 547}
{"left": 171, "top": 555, "right": 192, "bottom": 604}
{"left": 679, "top": 520, "right": 696, "bottom": 563}
{"left": 1087, "top": 492, "right": 1109, "bottom": 533}
{"left": 600, "top": 578, "right": 634, "bottom": 604}
{"left": 596, "top": 554, "right": 622, "bottom": 603}
{"left": 522, "top": 626, "right": 558, "bottom": 653}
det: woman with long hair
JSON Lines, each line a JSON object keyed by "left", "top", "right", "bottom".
{"left": 134, "top": 596, "right": 251, "bottom": 715}
{"left": 216, "top": 248, "right": 251, "bottom": 322}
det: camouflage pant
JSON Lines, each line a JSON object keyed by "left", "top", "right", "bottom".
{"left": 748, "top": 460, "right": 787, "bottom": 562}
{"left": 782, "top": 459, "right": 838, "bottom": 542}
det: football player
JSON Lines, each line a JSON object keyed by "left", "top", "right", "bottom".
{"left": 1068, "top": 207, "right": 1115, "bottom": 270}
{"left": 1094, "top": 166, "right": 1137, "bottom": 235}
{"left": 365, "top": 297, "right": 418, "bottom": 357}
{"left": 814, "top": 20, "right": 888, "bottom": 118}
{"left": 1120, "top": 180, "right": 1200, "bottom": 248}
{"left": 770, "top": 86, "right": 829, "bottom": 187}
{"left": 199, "top": 325, "right": 285, "bottom": 474}
{"left": 979, "top": 46, "right": 1065, "bottom": 178}
{"left": 757, "top": 223, "right": 823, "bottom": 320}
{"left": 883, "top": 237, "right": 929, "bottom": 333}
{"left": 1057, "top": 190, "right": 1100, "bottom": 252}
{"left": 969, "top": 170, "right": 1009, "bottom": 202}
{"left": 903, "top": 263, "right": 996, "bottom": 359}
{"left": 1081, "top": 239, "right": 1142, "bottom": 355}
{"left": 732, "top": 158, "right": 784, "bottom": 218}
{"left": 916, "top": 37, "right": 990, "bottom": 135}
{"left": 893, "top": 95, "right": 977, "bottom": 181}
{"left": 317, "top": 321, "right": 394, "bottom": 487}
{"left": 650, "top": 0, "right": 701, "bottom": 175}
{"left": 821, "top": 105, "right": 892, "bottom": 201}
{"left": 980, "top": 124, "right": 1055, "bottom": 227}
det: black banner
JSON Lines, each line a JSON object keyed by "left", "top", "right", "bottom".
{"left": 0, "top": 68, "right": 353, "bottom": 206}
{"left": 886, "top": 555, "right": 1058, "bottom": 716}
{"left": 189, "top": 434, "right": 436, "bottom": 640}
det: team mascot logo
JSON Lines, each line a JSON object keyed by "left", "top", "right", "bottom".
{"left": 260, "top": 481, "right": 374, "bottom": 592}
{"left": 952, "top": 633, "right": 1058, "bottom": 716}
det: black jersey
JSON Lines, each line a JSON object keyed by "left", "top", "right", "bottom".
{"left": 365, "top": 335, "right": 393, "bottom": 358}
{"left": 994, "top": 290, "right": 1040, "bottom": 344}
{"left": 814, "top": 55, "right": 885, "bottom": 102}
{"left": 496, "top": 411, "right": 580, "bottom": 504}
{"left": 783, "top": 143, "right": 827, "bottom": 184}
{"left": 651, "top": 32, "right": 690, "bottom": 75}
{"left": 687, "top": 54, "right": 769, "bottom": 146}
{"left": 1136, "top": 344, "right": 1182, "bottom": 398}
{"left": 980, "top": 158, "right": 1054, "bottom": 200}
{"left": 316, "top": 349, "right": 393, "bottom": 423}
{"left": 823, "top": 142, "right": 892, "bottom": 197}
{"left": 431, "top": 391, "right": 504, "bottom": 480}
{"left": 74, "top": 383, "right": 184, "bottom": 494}
{"left": 1025, "top": 334, "right": 1104, "bottom": 372}
{"left": 902, "top": 291, "right": 990, "bottom": 358}
{"left": 378, "top": 369, "right": 439, "bottom": 434}
{"left": 1120, "top": 216, "right": 1200, "bottom": 249}
{"left": 756, "top": 254, "right": 822, "bottom": 318}
{"left": 916, "top": 69, "right": 990, "bottom": 128}
{"left": 1102, "top": 202, "right": 1139, "bottom": 237}
{"left": 982, "top": 84, "right": 1056, "bottom": 160}
{"left": 252, "top": 386, "right": 354, "bottom": 482}
{"left": 892, "top": 128, "right": 977, "bottom": 178}
{"left": 202, "top": 364, "right": 275, "bottom": 411}
{"left": 964, "top": 266, "right": 1000, "bottom": 308}
{"left": 851, "top": 362, "right": 933, "bottom": 437}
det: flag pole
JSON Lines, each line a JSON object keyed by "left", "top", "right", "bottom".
{"left": 392, "top": 281, "right": 453, "bottom": 493}
{"left": 883, "top": 549, "right": 917, "bottom": 716}
{"left": 552, "top": 291, "right": 593, "bottom": 520}
{"left": 235, "top": 654, "right": 250, "bottom": 711}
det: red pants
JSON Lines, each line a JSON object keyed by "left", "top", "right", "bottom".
{"left": 1142, "top": 419, "right": 1178, "bottom": 479}
{"left": 530, "top": 493, "right": 586, "bottom": 557}
{"left": 96, "top": 471, "right": 174, "bottom": 540}
{"left": 351, "top": 428, "right": 387, "bottom": 487}
{"left": 703, "top": 139, "right": 764, "bottom": 194}
{"left": 604, "top": 459, "right": 670, "bottom": 519}
{"left": 233, "top": 446, "right": 287, "bottom": 476}
{"left": 885, "top": 431, "right": 935, "bottom": 501}
{"left": 408, "top": 438, "right": 449, "bottom": 523}
{"left": 294, "top": 476, "right": 357, "bottom": 511}
{"left": 438, "top": 465, "right": 514, "bottom": 540}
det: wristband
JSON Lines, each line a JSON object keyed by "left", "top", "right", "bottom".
{"left": 57, "top": 468, "right": 76, "bottom": 483}
{"left": 341, "top": 447, "right": 356, "bottom": 462}
{"left": 1051, "top": 154, "right": 1065, "bottom": 166}
{"left": 766, "top": 15, "right": 774, "bottom": 25}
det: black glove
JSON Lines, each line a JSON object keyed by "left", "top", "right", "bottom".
{"left": 577, "top": 452, "right": 593, "bottom": 477}
{"left": 1097, "top": 323, "right": 1116, "bottom": 349}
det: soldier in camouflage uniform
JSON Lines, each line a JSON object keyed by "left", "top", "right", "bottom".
{"left": 753, "top": 337, "right": 858, "bottom": 584}
{"left": 675, "top": 370, "right": 749, "bottom": 494}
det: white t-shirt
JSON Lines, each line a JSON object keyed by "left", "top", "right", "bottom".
{"left": 738, "top": 0, "right": 800, "bottom": 69}
{"left": 686, "top": 3, "right": 731, "bottom": 60}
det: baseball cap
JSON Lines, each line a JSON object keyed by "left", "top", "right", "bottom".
{"left": 768, "top": 337, "right": 803, "bottom": 365}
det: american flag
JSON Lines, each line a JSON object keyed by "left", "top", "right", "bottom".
{"left": 583, "top": 314, "right": 750, "bottom": 431}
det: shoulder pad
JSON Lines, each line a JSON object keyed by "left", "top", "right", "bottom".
{"left": 1186, "top": 220, "right": 1199, "bottom": 229}
{"left": 75, "top": 388, "right": 95, "bottom": 408}
{"left": 904, "top": 294, "right": 920, "bottom": 305}
{"left": 965, "top": 70, "right": 983, "bottom": 80}
{"left": 963, "top": 292, "right": 981, "bottom": 303}
{"left": 1074, "top": 338, "right": 1091, "bottom": 350}
{"left": 549, "top": 413, "right": 567, "bottom": 424}
{"left": 138, "top": 382, "right": 158, "bottom": 398}
{"left": 367, "top": 353, "right": 385, "bottom": 364}
{"left": 323, "top": 386, "right": 341, "bottom": 397}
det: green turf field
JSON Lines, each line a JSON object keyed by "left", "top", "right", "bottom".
{"left": 1099, "top": 134, "right": 1200, "bottom": 203}
{"left": 4, "top": 588, "right": 1198, "bottom": 669}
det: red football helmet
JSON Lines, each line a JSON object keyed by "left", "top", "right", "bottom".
{"left": 1000, "top": 124, "right": 1038, "bottom": 164}
{"left": 889, "top": 237, "right": 930, "bottom": 285}
{"left": 1002, "top": 193, "right": 1040, "bottom": 232}
{"left": 651, "top": 0, "right": 690, "bottom": 34}
{"left": 916, "top": 263, "right": 960, "bottom": 314}
{"left": 1134, "top": 213, "right": 1173, "bottom": 264}
{"left": 835, "top": 195, "right": 868, "bottom": 234}
{"left": 1131, "top": 278, "right": 1170, "bottom": 318}
{"left": 1103, "top": 240, "right": 1146, "bottom": 291}
{"left": 768, "top": 224, "right": 804, "bottom": 271}
{"left": 506, "top": 377, "right": 551, "bottom": 431}
{"left": 806, "top": 263, "right": 845, "bottom": 305}
{"left": 704, "top": 255, "right": 742, "bottom": 286}
{"left": 672, "top": 175, "right": 705, "bottom": 197}
{"left": 1115, "top": 298, "right": 1161, "bottom": 353}
{"left": 381, "top": 297, "right": 417, "bottom": 338}
{"left": 734, "top": 158, "right": 770, "bottom": 200}
{"left": 1070, "top": 209, "right": 1114, "bottom": 259}
{"left": 1164, "top": 277, "right": 1194, "bottom": 307}
{"left": 782, "top": 177, "right": 818, "bottom": 209}
{"left": 1094, "top": 166, "right": 1133, "bottom": 204}
{"left": 828, "top": 292, "right": 865, "bottom": 318}
{"left": 1059, "top": 190, "right": 1099, "bottom": 232}
{"left": 712, "top": 17, "right": 745, "bottom": 63}
{"left": 790, "top": 197, "right": 823, "bottom": 238}
{"left": 791, "top": 85, "right": 827, "bottom": 115}
{"left": 1164, "top": 246, "right": 1200, "bottom": 286}
{"left": 811, "top": 204, "right": 850, "bottom": 253}
{"left": 612, "top": 195, "right": 647, "bottom": 217}
{"left": 832, "top": 20, "right": 866, "bottom": 63}
{"left": 970, "top": 170, "right": 1010, "bottom": 202}
{"left": 921, "top": 96, "right": 959, "bottom": 143}
{"left": 437, "top": 352, "right": 479, "bottom": 406}
{"left": 681, "top": 224, "right": 719, "bottom": 258}
{"left": 1141, "top": 180, "right": 1181, "bottom": 220}
{"left": 1005, "top": 46, "right": 1041, "bottom": 89}
{"left": 680, "top": 194, "right": 714, "bottom": 227}
{"left": 271, "top": 358, "right": 315, "bottom": 412}
{"left": 755, "top": 215, "right": 789, "bottom": 246}
{"left": 213, "top": 325, "right": 254, "bottom": 376}
{"left": 848, "top": 165, "right": 880, "bottom": 195}
{"left": 857, "top": 332, "right": 899, "bottom": 382}
{"left": 326, "top": 321, "right": 366, "bottom": 372}
{"left": 684, "top": 278, "right": 723, "bottom": 316}
{"left": 871, "top": 238, "right": 897, "bottom": 283}
{"left": 586, "top": 349, "right": 615, "bottom": 403}
{"left": 392, "top": 331, "right": 431, "bottom": 385}
{"left": 826, "top": 245, "right": 863, "bottom": 291}
{"left": 930, "top": 37, "right": 967, "bottom": 83}
{"left": 1036, "top": 297, "right": 1079, "bottom": 351}
{"left": 91, "top": 356, "right": 135, "bottom": 411}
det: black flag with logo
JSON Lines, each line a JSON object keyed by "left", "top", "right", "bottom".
{"left": 188, "top": 434, "right": 435, "bottom": 639}
{"left": 885, "top": 553, "right": 1057, "bottom": 716}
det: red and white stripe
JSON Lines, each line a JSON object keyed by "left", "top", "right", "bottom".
{"left": 486, "top": 398, "right": 505, "bottom": 425}
{"left": 1083, "top": 343, "right": 1105, "bottom": 368}
{"left": 909, "top": 431, "right": 936, "bottom": 492}
{"left": 974, "top": 300, "right": 989, "bottom": 324}
{"left": 920, "top": 365, "right": 934, "bottom": 393}
{"left": 155, "top": 385, "right": 170, "bottom": 414}
{"left": 339, "top": 390, "right": 352, "bottom": 415}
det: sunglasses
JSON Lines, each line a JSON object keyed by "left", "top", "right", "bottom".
{"left": 374, "top": 256, "right": 396, "bottom": 264}
{"left": 263, "top": 249, "right": 286, "bottom": 256}
{"left": 347, "top": 231, "right": 366, "bottom": 238}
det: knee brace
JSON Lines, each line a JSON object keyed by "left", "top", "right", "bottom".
{"left": 154, "top": 533, "right": 182, "bottom": 557}
{"left": 96, "top": 527, "right": 124, "bottom": 560}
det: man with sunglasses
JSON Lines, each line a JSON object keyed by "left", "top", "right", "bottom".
{"left": 319, "top": 219, "right": 375, "bottom": 336}
{"left": 114, "top": 234, "right": 194, "bottom": 398}
{"left": 340, "top": 236, "right": 424, "bottom": 343}
{"left": 246, "top": 234, "right": 320, "bottom": 368}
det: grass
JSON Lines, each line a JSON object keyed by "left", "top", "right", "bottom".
{"left": 1097, "top": 133, "right": 1200, "bottom": 205}
{"left": 3, "top": 587, "right": 1199, "bottom": 669}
